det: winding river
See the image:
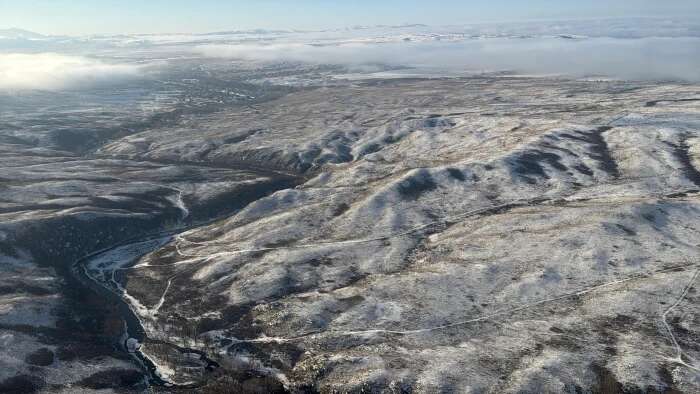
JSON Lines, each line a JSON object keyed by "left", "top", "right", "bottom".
{"left": 62, "top": 172, "right": 302, "bottom": 389}
{"left": 67, "top": 228, "right": 217, "bottom": 388}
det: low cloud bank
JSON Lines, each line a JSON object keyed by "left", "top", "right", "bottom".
{"left": 197, "top": 36, "right": 700, "bottom": 81}
{"left": 0, "top": 53, "right": 144, "bottom": 90}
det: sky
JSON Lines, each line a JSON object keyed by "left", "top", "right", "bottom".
{"left": 2, "top": 0, "right": 700, "bottom": 36}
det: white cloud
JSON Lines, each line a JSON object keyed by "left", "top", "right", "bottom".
{"left": 195, "top": 36, "right": 700, "bottom": 82}
{"left": 0, "top": 53, "right": 144, "bottom": 90}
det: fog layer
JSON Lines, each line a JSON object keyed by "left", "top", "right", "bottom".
{"left": 197, "top": 37, "right": 700, "bottom": 81}
{"left": 0, "top": 53, "right": 143, "bottom": 90}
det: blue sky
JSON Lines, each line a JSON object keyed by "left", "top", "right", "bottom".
{"left": 2, "top": 0, "right": 700, "bottom": 35}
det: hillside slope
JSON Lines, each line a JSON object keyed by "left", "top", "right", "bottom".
{"left": 95, "top": 77, "right": 700, "bottom": 392}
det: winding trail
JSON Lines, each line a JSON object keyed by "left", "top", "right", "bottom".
{"left": 152, "top": 278, "right": 174, "bottom": 315}
{"left": 172, "top": 181, "right": 700, "bottom": 261}
{"left": 224, "top": 261, "right": 700, "bottom": 346}
{"left": 661, "top": 268, "right": 700, "bottom": 371}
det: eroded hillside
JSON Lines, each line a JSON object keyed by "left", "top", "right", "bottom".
{"left": 81, "top": 77, "right": 700, "bottom": 392}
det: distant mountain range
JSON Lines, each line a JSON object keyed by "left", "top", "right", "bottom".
{"left": 0, "top": 28, "right": 45, "bottom": 39}
{"left": 2, "top": 17, "right": 698, "bottom": 45}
